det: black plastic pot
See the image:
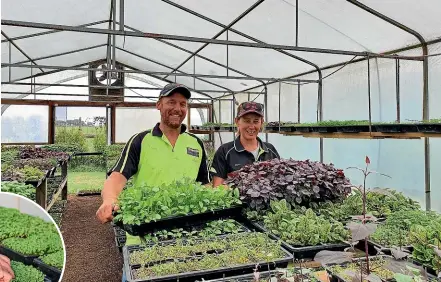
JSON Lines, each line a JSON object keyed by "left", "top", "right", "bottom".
{"left": 407, "top": 257, "right": 439, "bottom": 277}
{"left": 123, "top": 241, "right": 293, "bottom": 282}
{"left": 0, "top": 246, "right": 38, "bottom": 265}
{"left": 249, "top": 221, "right": 350, "bottom": 259}
{"left": 33, "top": 258, "right": 62, "bottom": 281}
{"left": 113, "top": 205, "right": 244, "bottom": 237}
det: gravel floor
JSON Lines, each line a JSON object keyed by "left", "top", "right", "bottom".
{"left": 60, "top": 195, "right": 123, "bottom": 282}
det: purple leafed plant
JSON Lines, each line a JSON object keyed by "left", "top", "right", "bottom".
{"left": 225, "top": 158, "right": 352, "bottom": 210}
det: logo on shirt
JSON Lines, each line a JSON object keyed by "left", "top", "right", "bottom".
{"left": 187, "top": 147, "right": 200, "bottom": 157}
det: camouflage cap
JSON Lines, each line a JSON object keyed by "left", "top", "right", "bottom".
{"left": 236, "top": 101, "right": 264, "bottom": 118}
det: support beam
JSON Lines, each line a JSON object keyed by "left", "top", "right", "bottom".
{"left": 159, "top": 0, "right": 323, "bottom": 97}
{"left": 1, "top": 20, "right": 109, "bottom": 43}
{"left": 164, "top": 0, "right": 265, "bottom": 80}
{"left": 115, "top": 47, "right": 232, "bottom": 92}
{"left": 120, "top": 23, "right": 262, "bottom": 86}
{"left": 346, "top": 0, "right": 431, "bottom": 211}
{"left": 1, "top": 98, "right": 211, "bottom": 108}
{"left": 1, "top": 31, "right": 44, "bottom": 73}
{"left": 1, "top": 20, "right": 424, "bottom": 60}
{"left": 2, "top": 63, "right": 317, "bottom": 83}
{"left": 1, "top": 44, "right": 107, "bottom": 69}
{"left": 119, "top": 0, "right": 124, "bottom": 31}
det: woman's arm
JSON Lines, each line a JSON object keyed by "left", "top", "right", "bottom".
{"left": 212, "top": 176, "right": 225, "bottom": 187}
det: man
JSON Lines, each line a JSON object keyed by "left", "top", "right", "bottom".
{"left": 96, "top": 83, "right": 210, "bottom": 224}
{"left": 0, "top": 255, "right": 14, "bottom": 282}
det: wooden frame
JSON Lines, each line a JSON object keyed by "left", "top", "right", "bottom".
{"left": 2, "top": 99, "right": 213, "bottom": 145}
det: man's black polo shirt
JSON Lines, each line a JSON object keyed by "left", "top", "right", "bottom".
{"left": 209, "top": 136, "right": 280, "bottom": 179}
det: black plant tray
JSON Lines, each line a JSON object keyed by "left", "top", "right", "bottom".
{"left": 279, "top": 126, "right": 296, "bottom": 132}
{"left": 0, "top": 245, "right": 38, "bottom": 265}
{"left": 326, "top": 255, "right": 438, "bottom": 282}
{"left": 143, "top": 218, "right": 252, "bottom": 244}
{"left": 407, "top": 257, "right": 439, "bottom": 277}
{"left": 264, "top": 126, "right": 278, "bottom": 132}
{"left": 77, "top": 190, "right": 102, "bottom": 196}
{"left": 310, "top": 126, "right": 338, "bottom": 133}
{"left": 123, "top": 242, "right": 293, "bottom": 282}
{"left": 33, "top": 258, "right": 62, "bottom": 281}
{"left": 249, "top": 221, "right": 350, "bottom": 259}
{"left": 293, "top": 126, "right": 311, "bottom": 133}
{"left": 113, "top": 205, "right": 244, "bottom": 237}
{"left": 374, "top": 124, "right": 418, "bottom": 133}
{"left": 417, "top": 123, "right": 441, "bottom": 133}
{"left": 195, "top": 271, "right": 274, "bottom": 282}
{"left": 336, "top": 125, "right": 374, "bottom": 133}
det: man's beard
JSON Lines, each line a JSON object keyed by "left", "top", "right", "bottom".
{"left": 162, "top": 112, "right": 182, "bottom": 129}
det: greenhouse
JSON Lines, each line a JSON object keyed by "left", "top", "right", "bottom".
{"left": 1, "top": 0, "right": 441, "bottom": 281}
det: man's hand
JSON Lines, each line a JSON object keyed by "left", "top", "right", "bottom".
{"left": 96, "top": 199, "right": 119, "bottom": 224}
{"left": 96, "top": 172, "right": 127, "bottom": 224}
{"left": 0, "top": 255, "right": 14, "bottom": 282}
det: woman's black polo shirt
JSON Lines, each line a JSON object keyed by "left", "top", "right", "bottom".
{"left": 209, "top": 136, "right": 280, "bottom": 179}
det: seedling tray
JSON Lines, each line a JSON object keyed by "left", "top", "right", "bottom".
{"left": 33, "top": 258, "right": 62, "bottom": 281}
{"left": 123, "top": 242, "right": 293, "bottom": 282}
{"left": 374, "top": 124, "right": 418, "bottom": 133}
{"left": 325, "top": 255, "right": 438, "bottom": 282}
{"left": 310, "top": 126, "right": 338, "bottom": 133}
{"left": 279, "top": 126, "right": 296, "bottom": 132}
{"left": 0, "top": 245, "right": 38, "bottom": 265}
{"left": 416, "top": 123, "right": 441, "bottom": 133}
{"left": 114, "top": 205, "right": 244, "bottom": 237}
{"left": 336, "top": 125, "right": 374, "bottom": 133}
{"left": 294, "top": 126, "right": 311, "bottom": 133}
{"left": 250, "top": 221, "right": 350, "bottom": 259}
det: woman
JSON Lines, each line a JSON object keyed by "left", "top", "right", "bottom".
{"left": 210, "top": 101, "right": 280, "bottom": 187}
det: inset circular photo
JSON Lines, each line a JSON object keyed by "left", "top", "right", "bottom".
{"left": 0, "top": 192, "right": 66, "bottom": 282}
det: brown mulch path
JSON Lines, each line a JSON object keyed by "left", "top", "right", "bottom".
{"left": 60, "top": 195, "right": 123, "bottom": 282}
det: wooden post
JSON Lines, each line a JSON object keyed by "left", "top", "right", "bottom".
{"left": 35, "top": 178, "right": 48, "bottom": 209}
{"left": 61, "top": 161, "right": 68, "bottom": 200}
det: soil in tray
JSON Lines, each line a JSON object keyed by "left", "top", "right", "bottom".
{"left": 126, "top": 233, "right": 292, "bottom": 282}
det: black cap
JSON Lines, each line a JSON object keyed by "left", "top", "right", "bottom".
{"left": 159, "top": 83, "right": 191, "bottom": 99}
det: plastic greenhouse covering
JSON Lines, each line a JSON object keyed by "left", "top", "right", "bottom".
{"left": 1, "top": 0, "right": 441, "bottom": 213}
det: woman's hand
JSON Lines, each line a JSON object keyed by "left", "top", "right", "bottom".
{"left": 0, "top": 255, "right": 14, "bottom": 282}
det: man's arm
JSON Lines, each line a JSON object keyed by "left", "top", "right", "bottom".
{"left": 96, "top": 132, "right": 143, "bottom": 223}
{"left": 96, "top": 172, "right": 127, "bottom": 223}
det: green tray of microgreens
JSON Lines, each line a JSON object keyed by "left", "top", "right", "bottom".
{"left": 124, "top": 232, "right": 293, "bottom": 281}
{"left": 0, "top": 207, "right": 64, "bottom": 270}
{"left": 113, "top": 179, "right": 243, "bottom": 236}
